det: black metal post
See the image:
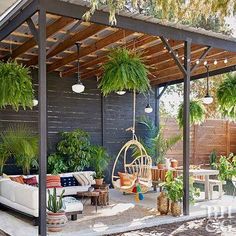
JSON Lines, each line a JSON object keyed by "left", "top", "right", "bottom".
{"left": 38, "top": 5, "right": 47, "bottom": 236}
{"left": 101, "top": 94, "right": 105, "bottom": 146}
{"left": 155, "top": 86, "right": 160, "bottom": 132}
{"left": 183, "top": 39, "right": 191, "bottom": 215}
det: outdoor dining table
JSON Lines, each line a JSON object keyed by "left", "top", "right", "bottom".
{"left": 177, "top": 169, "right": 219, "bottom": 200}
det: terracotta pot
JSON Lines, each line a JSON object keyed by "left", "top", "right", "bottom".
{"left": 95, "top": 178, "right": 104, "bottom": 185}
{"left": 157, "top": 163, "right": 165, "bottom": 169}
{"left": 47, "top": 211, "right": 67, "bottom": 232}
{"left": 171, "top": 202, "right": 181, "bottom": 217}
{"left": 171, "top": 160, "right": 178, "bottom": 169}
{"left": 157, "top": 192, "right": 169, "bottom": 215}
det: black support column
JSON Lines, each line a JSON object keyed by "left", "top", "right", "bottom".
{"left": 38, "top": 4, "right": 47, "bottom": 236}
{"left": 155, "top": 86, "right": 160, "bottom": 131}
{"left": 183, "top": 39, "right": 191, "bottom": 215}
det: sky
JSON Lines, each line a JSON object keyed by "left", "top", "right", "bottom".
{"left": 226, "top": 17, "right": 236, "bottom": 37}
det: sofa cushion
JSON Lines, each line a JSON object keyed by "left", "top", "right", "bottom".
{"left": 46, "top": 175, "right": 62, "bottom": 188}
{"left": 73, "top": 173, "right": 91, "bottom": 186}
{"left": 60, "top": 176, "right": 79, "bottom": 187}
{"left": 52, "top": 186, "right": 90, "bottom": 196}
{"left": 0, "top": 179, "right": 15, "bottom": 202}
{"left": 10, "top": 176, "right": 25, "bottom": 184}
{"left": 24, "top": 176, "right": 38, "bottom": 187}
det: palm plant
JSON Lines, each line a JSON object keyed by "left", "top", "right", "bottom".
{"left": 177, "top": 100, "right": 206, "bottom": 128}
{"left": 1, "top": 124, "right": 38, "bottom": 175}
{"left": 0, "top": 61, "right": 34, "bottom": 111}
{"left": 99, "top": 48, "right": 150, "bottom": 96}
{"left": 216, "top": 73, "right": 236, "bottom": 120}
{"left": 0, "top": 143, "right": 10, "bottom": 175}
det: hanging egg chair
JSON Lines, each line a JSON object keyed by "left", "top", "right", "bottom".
{"left": 111, "top": 90, "right": 152, "bottom": 194}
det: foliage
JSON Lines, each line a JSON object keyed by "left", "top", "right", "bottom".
{"left": 47, "top": 153, "right": 68, "bottom": 175}
{"left": 209, "top": 149, "right": 217, "bottom": 170}
{"left": 217, "top": 73, "right": 236, "bottom": 120}
{"left": 213, "top": 153, "right": 236, "bottom": 181}
{"left": 177, "top": 100, "right": 206, "bottom": 128}
{"left": 0, "top": 143, "right": 10, "bottom": 175}
{"left": 0, "top": 61, "right": 34, "bottom": 111}
{"left": 47, "top": 188, "right": 65, "bottom": 213}
{"left": 161, "top": 171, "right": 200, "bottom": 203}
{"left": 1, "top": 124, "right": 38, "bottom": 175}
{"left": 133, "top": 116, "right": 182, "bottom": 164}
{"left": 57, "top": 129, "right": 92, "bottom": 171}
{"left": 83, "top": 0, "right": 236, "bottom": 26}
{"left": 99, "top": 48, "right": 150, "bottom": 96}
{"left": 90, "top": 145, "right": 110, "bottom": 179}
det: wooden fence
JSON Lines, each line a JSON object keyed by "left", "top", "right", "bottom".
{"left": 162, "top": 118, "right": 236, "bottom": 166}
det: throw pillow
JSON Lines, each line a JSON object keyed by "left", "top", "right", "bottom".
{"left": 46, "top": 175, "right": 62, "bottom": 188}
{"left": 118, "top": 172, "right": 135, "bottom": 186}
{"left": 73, "top": 173, "right": 91, "bottom": 186}
{"left": 10, "top": 176, "right": 25, "bottom": 184}
{"left": 24, "top": 176, "right": 38, "bottom": 187}
{"left": 60, "top": 176, "right": 79, "bottom": 187}
{"left": 2, "top": 173, "right": 10, "bottom": 179}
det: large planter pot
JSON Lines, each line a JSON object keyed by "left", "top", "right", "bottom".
{"left": 171, "top": 159, "right": 178, "bottom": 169}
{"left": 157, "top": 163, "right": 165, "bottom": 169}
{"left": 47, "top": 211, "right": 67, "bottom": 232}
{"left": 171, "top": 202, "right": 181, "bottom": 217}
{"left": 157, "top": 192, "right": 169, "bottom": 215}
{"left": 95, "top": 178, "right": 104, "bottom": 185}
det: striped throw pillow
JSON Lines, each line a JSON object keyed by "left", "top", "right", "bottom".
{"left": 46, "top": 175, "right": 62, "bottom": 188}
{"left": 73, "top": 173, "right": 91, "bottom": 186}
{"left": 10, "top": 176, "right": 25, "bottom": 184}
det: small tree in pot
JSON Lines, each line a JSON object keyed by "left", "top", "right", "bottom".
{"left": 47, "top": 188, "right": 67, "bottom": 232}
{"left": 90, "top": 146, "right": 110, "bottom": 185}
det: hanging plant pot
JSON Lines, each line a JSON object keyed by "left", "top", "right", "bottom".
{"left": 157, "top": 192, "right": 169, "bottom": 215}
{"left": 177, "top": 100, "right": 206, "bottom": 128}
{"left": 99, "top": 48, "right": 150, "bottom": 96}
{"left": 216, "top": 73, "right": 236, "bottom": 120}
{"left": 0, "top": 61, "right": 34, "bottom": 111}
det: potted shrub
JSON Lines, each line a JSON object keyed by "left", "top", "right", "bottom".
{"left": 177, "top": 100, "right": 206, "bottom": 128}
{"left": 209, "top": 149, "right": 217, "bottom": 170}
{"left": 90, "top": 146, "right": 110, "bottom": 185}
{"left": 216, "top": 73, "right": 236, "bottom": 120}
{"left": 47, "top": 188, "right": 67, "bottom": 232}
{"left": 1, "top": 124, "right": 38, "bottom": 175}
{"left": 99, "top": 47, "right": 150, "bottom": 96}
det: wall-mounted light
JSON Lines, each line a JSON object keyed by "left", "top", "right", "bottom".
{"left": 202, "top": 65, "right": 213, "bottom": 105}
{"left": 144, "top": 92, "right": 153, "bottom": 113}
{"left": 72, "top": 43, "right": 85, "bottom": 93}
{"left": 116, "top": 91, "right": 126, "bottom": 95}
{"left": 32, "top": 99, "right": 38, "bottom": 106}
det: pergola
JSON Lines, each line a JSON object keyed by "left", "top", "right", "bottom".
{"left": 1, "top": 0, "right": 236, "bottom": 235}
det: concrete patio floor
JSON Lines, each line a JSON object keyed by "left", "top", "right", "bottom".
{"left": 0, "top": 189, "right": 235, "bottom": 236}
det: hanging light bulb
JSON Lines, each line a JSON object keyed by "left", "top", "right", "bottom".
{"left": 202, "top": 65, "right": 213, "bottom": 105}
{"left": 196, "top": 59, "right": 200, "bottom": 64}
{"left": 72, "top": 43, "right": 85, "bottom": 93}
{"left": 175, "top": 50, "right": 179, "bottom": 57}
{"left": 181, "top": 56, "right": 184, "bottom": 61}
{"left": 203, "top": 60, "right": 208, "bottom": 66}
{"left": 224, "top": 58, "right": 228, "bottom": 64}
{"left": 116, "top": 91, "right": 126, "bottom": 95}
{"left": 32, "top": 99, "right": 38, "bottom": 106}
{"left": 213, "top": 60, "right": 217, "bottom": 65}
{"left": 144, "top": 92, "right": 153, "bottom": 113}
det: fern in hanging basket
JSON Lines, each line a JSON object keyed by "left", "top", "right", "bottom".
{"left": 177, "top": 100, "right": 206, "bottom": 128}
{"left": 0, "top": 61, "right": 34, "bottom": 111}
{"left": 99, "top": 47, "right": 150, "bottom": 96}
{"left": 216, "top": 73, "right": 236, "bottom": 120}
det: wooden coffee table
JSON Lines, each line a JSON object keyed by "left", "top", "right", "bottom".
{"left": 77, "top": 191, "right": 100, "bottom": 212}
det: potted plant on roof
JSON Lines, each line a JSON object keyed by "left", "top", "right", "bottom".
{"left": 90, "top": 146, "right": 110, "bottom": 185}
{"left": 47, "top": 188, "right": 67, "bottom": 232}
{"left": 177, "top": 100, "right": 206, "bottom": 128}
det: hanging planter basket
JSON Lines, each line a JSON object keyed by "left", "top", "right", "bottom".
{"left": 0, "top": 61, "right": 34, "bottom": 111}
{"left": 177, "top": 100, "right": 206, "bottom": 128}
{"left": 99, "top": 47, "right": 150, "bottom": 96}
{"left": 216, "top": 73, "right": 236, "bottom": 120}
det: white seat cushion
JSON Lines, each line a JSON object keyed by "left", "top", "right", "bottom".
{"left": 63, "top": 197, "right": 83, "bottom": 212}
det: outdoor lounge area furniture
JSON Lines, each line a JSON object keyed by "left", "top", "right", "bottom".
{"left": 77, "top": 190, "right": 100, "bottom": 212}
{"left": 63, "top": 197, "right": 83, "bottom": 221}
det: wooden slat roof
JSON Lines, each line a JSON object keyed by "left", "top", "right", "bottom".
{"left": 0, "top": 1, "right": 236, "bottom": 86}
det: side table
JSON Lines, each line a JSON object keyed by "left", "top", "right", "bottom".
{"left": 91, "top": 183, "right": 110, "bottom": 206}
{"left": 77, "top": 191, "right": 100, "bottom": 212}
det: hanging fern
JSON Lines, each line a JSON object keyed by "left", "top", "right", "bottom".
{"left": 216, "top": 73, "right": 236, "bottom": 120}
{"left": 0, "top": 61, "right": 34, "bottom": 111}
{"left": 99, "top": 47, "right": 150, "bottom": 96}
{"left": 177, "top": 100, "right": 206, "bottom": 128}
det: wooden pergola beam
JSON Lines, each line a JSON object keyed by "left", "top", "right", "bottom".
{"left": 47, "top": 29, "right": 134, "bottom": 72}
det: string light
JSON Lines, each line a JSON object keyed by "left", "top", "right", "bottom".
{"left": 203, "top": 61, "right": 208, "bottom": 66}
{"left": 163, "top": 46, "right": 166, "bottom": 50}
{"left": 196, "top": 59, "right": 200, "bottom": 64}
{"left": 175, "top": 50, "right": 179, "bottom": 57}
{"left": 181, "top": 56, "right": 184, "bottom": 61}
{"left": 213, "top": 60, "right": 218, "bottom": 65}
{"left": 224, "top": 58, "right": 228, "bottom": 64}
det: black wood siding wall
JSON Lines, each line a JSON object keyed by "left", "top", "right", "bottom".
{"left": 0, "top": 70, "right": 155, "bottom": 178}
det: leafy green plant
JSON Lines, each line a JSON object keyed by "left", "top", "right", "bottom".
{"left": 99, "top": 48, "right": 150, "bottom": 96}
{"left": 0, "top": 143, "right": 10, "bottom": 175}
{"left": 213, "top": 153, "right": 236, "bottom": 181}
{"left": 0, "top": 61, "right": 34, "bottom": 111}
{"left": 216, "top": 73, "right": 236, "bottom": 120}
{"left": 90, "top": 146, "right": 110, "bottom": 179}
{"left": 1, "top": 124, "right": 38, "bottom": 175}
{"left": 209, "top": 149, "right": 217, "bottom": 169}
{"left": 47, "top": 188, "right": 65, "bottom": 213}
{"left": 47, "top": 153, "right": 68, "bottom": 174}
{"left": 177, "top": 100, "right": 206, "bottom": 128}
{"left": 134, "top": 116, "right": 182, "bottom": 164}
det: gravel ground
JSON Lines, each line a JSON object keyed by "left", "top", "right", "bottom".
{"left": 110, "top": 214, "right": 236, "bottom": 236}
